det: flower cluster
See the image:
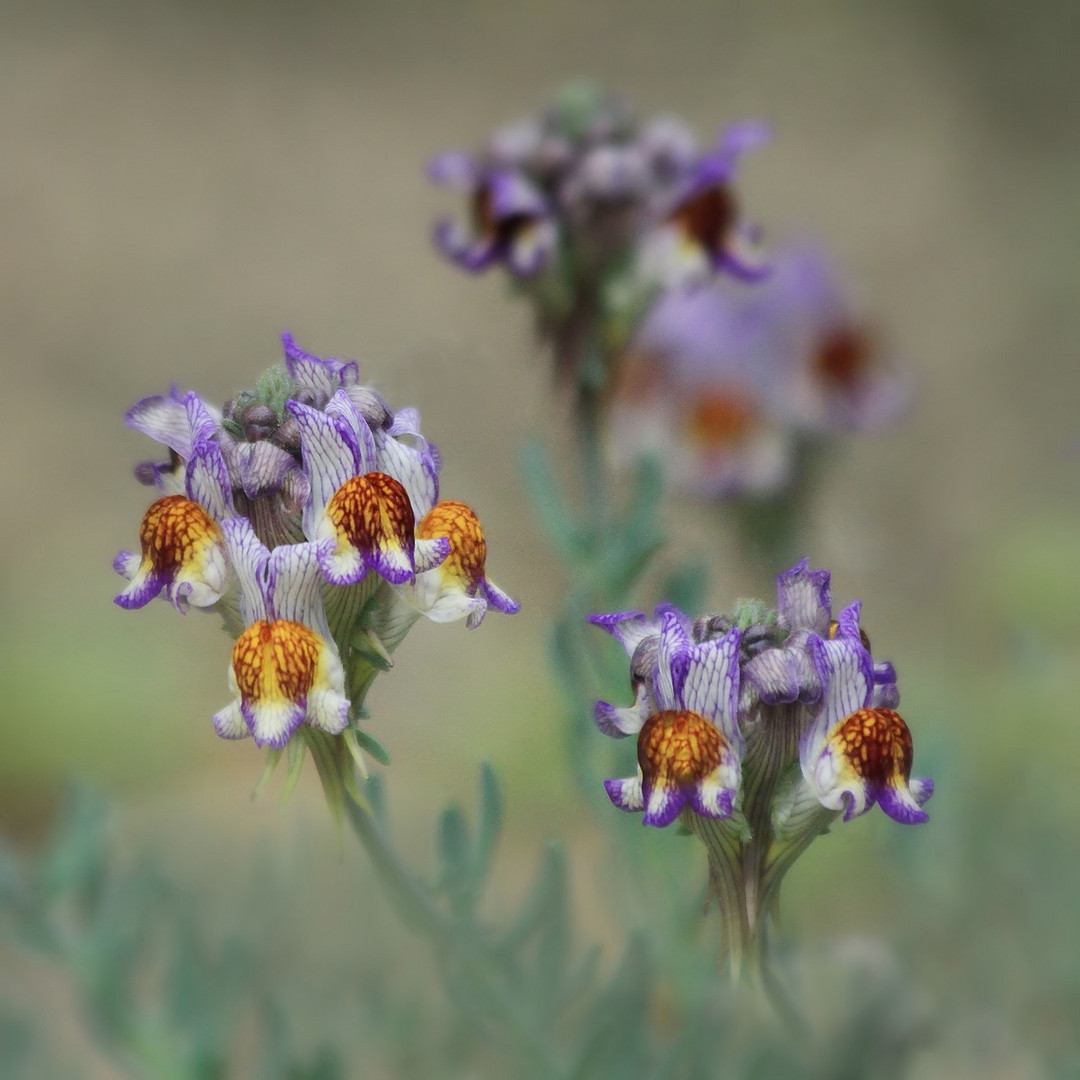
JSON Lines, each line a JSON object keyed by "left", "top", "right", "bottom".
{"left": 606, "top": 243, "right": 909, "bottom": 498}
{"left": 113, "top": 334, "right": 518, "bottom": 800}
{"left": 591, "top": 560, "right": 931, "bottom": 960}
{"left": 429, "top": 84, "right": 768, "bottom": 396}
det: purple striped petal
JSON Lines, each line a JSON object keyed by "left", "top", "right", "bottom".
{"left": 776, "top": 559, "right": 831, "bottom": 634}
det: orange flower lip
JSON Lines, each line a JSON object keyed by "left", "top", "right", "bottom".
{"left": 327, "top": 472, "right": 416, "bottom": 553}
{"left": 114, "top": 493, "right": 228, "bottom": 611}
{"left": 638, "top": 709, "right": 725, "bottom": 788}
{"left": 320, "top": 471, "right": 426, "bottom": 585}
{"left": 231, "top": 619, "right": 321, "bottom": 707}
{"left": 417, "top": 500, "right": 487, "bottom": 588}
{"left": 832, "top": 707, "right": 914, "bottom": 788}
{"left": 686, "top": 393, "right": 757, "bottom": 449}
{"left": 139, "top": 495, "right": 223, "bottom": 576}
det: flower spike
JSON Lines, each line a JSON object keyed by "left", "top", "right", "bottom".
{"left": 115, "top": 333, "right": 511, "bottom": 809}
{"left": 591, "top": 563, "right": 933, "bottom": 969}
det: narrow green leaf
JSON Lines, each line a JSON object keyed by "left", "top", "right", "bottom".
{"left": 436, "top": 806, "right": 470, "bottom": 898}
{"left": 498, "top": 843, "right": 565, "bottom": 956}
{"left": 473, "top": 763, "right": 503, "bottom": 889}
{"left": 519, "top": 439, "right": 584, "bottom": 559}
{"left": 36, "top": 782, "right": 110, "bottom": 905}
{"left": 351, "top": 728, "right": 391, "bottom": 767}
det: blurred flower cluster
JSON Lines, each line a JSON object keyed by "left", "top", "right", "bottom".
{"left": 607, "top": 243, "right": 909, "bottom": 499}
{"left": 429, "top": 83, "right": 767, "bottom": 400}
{"left": 113, "top": 333, "right": 518, "bottom": 811}
{"left": 592, "top": 559, "right": 931, "bottom": 963}
{"left": 432, "top": 84, "right": 908, "bottom": 520}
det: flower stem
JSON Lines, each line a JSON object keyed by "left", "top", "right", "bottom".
{"left": 343, "top": 794, "right": 569, "bottom": 1077}
{"left": 688, "top": 814, "right": 749, "bottom": 979}
{"left": 740, "top": 705, "right": 803, "bottom": 936}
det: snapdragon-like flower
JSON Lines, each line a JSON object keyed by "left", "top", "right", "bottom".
{"left": 114, "top": 435, "right": 235, "bottom": 611}
{"left": 801, "top": 622, "right": 932, "bottom": 824}
{"left": 590, "top": 560, "right": 931, "bottom": 966}
{"left": 606, "top": 284, "right": 794, "bottom": 498}
{"left": 744, "top": 243, "right": 909, "bottom": 433}
{"left": 212, "top": 520, "right": 348, "bottom": 749}
{"left": 592, "top": 609, "right": 743, "bottom": 826}
{"left": 430, "top": 156, "right": 557, "bottom": 277}
{"left": 287, "top": 389, "right": 448, "bottom": 587}
{"left": 113, "top": 334, "right": 519, "bottom": 807}
{"left": 640, "top": 120, "right": 770, "bottom": 288}
{"left": 606, "top": 242, "right": 908, "bottom": 500}
{"left": 405, "top": 501, "right": 521, "bottom": 629}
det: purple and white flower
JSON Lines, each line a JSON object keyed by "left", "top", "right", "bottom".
{"left": 288, "top": 389, "right": 449, "bottom": 587}
{"left": 607, "top": 283, "right": 795, "bottom": 498}
{"left": 639, "top": 120, "right": 770, "bottom": 288}
{"left": 113, "top": 438, "right": 234, "bottom": 611}
{"left": 596, "top": 609, "right": 744, "bottom": 828}
{"left": 430, "top": 157, "right": 558, "bottom": 277}
{"left": 211, "top": 520, "right": 349, "bottom": 749}
{"left": 800, "top": 630, "right": 932, "bottom": 824}
{"left": 739, "top": 243, "right": 909, "bottom": 433}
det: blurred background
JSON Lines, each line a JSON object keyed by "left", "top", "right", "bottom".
{"left": 2, "top": 0, "right": 1078, "bottom": 1075}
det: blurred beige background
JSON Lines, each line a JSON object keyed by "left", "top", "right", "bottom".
{"left": 2, "top": 1, "right": 1079, "bottom": 1074}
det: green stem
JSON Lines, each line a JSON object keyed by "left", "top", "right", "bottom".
{"left": 688, "top": 814, "right": 749, "bottom": 979}
{"left": 344, "top": 795, "right": 446, "bottom": 939}
{"left": 343, "top": 795, "right": 568, "bottom": 1078}
{"left": 752, "top": 916, "right": 810, "bottom": 1041}
{"left": 740, "top": 706, "right": 803, "bottom": 938}
{"left": 760, "top": 804, "right": 839, "bottom": 919}
{"left": 576, "top": 383, "right": 609, "bottom": 540}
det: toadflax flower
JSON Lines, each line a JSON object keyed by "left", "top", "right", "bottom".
{"left": 113, "top": 333, "right": 519, "bottom": 808}
{"left": 211, "top": 520, "right": 349, "bottom": 749}
{"left": 638, "top": 120, "right": 771, "bottom": 289}
{"left": 736, "top": 242, "right": 909, "bottom": 434}
{"left": 404, "top": 501, "right": 521, "bottom": 629}
{"left": 800, "top": 620, "right": 932, "bottom": 824}
{"left": 114, "top": 437, "right": 235, "bottom": 611}
{"left": 287, "top": 389, "right": 449, "bottom": 587}
{"left": 430, "top": 155, "right": 557, "bottom": 277}
{"left": 606, "top": 282, "right": 795, "bottom": 498}
{"left": 591, "top": 608, "right": 744, "bottom": 827}
{"left": 590, "top": 560, "right": 931, "bottom": 967}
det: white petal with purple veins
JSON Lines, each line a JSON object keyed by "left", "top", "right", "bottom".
{"left": 221, "top": 519, "right": 271, "bottom": 626}
{"left": 414, "top": 536, "right": 450, "bottom": 574}
{"left": 186, "top": 442, "right": 234, "bottom": 522}
{"left": 679, "top": 627, "right": 741, "bottom": 741}
{"left": 126, "top": 389, "right": 194, "bottom": 457}
{"left": 642, "top": 784, "right": 685, "bottom": 828}
{"left": 212, "top": 699, "right": 249, "bottom": 740}
{"left": 245, "top": 699, "right": 305, "bottom": 750}
{"left": 375, "top": 430, "right": 439, "bottom": 518}
{"left": 266, "top": 541, "right": 331, "bottom": 639}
